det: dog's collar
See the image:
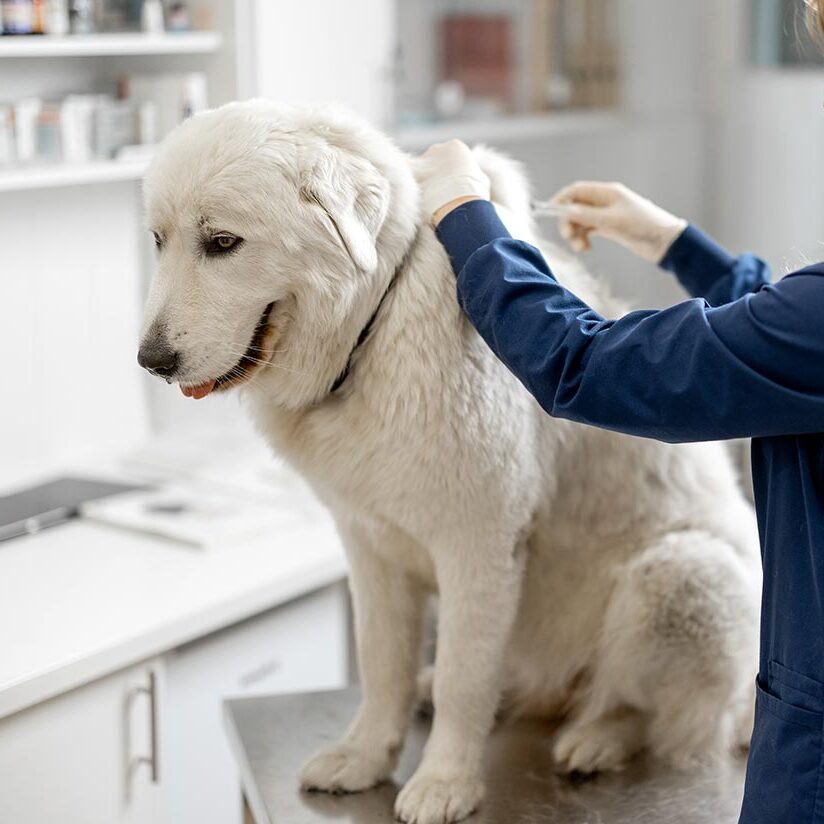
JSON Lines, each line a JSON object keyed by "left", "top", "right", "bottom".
{"left": 327, "top": 229, "right": 420, "bottom": 398}
{"left": 329, "top": 265, "right": 401, "bottom": 395}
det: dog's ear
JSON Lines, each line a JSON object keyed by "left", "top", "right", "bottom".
{"left": 300, "top": 150, "right": 390, "bottom": 274}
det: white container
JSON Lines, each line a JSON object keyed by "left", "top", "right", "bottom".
{"left": 13, "top": 98, "right": 42, "bottom": 164}
{"left": 141, "top": 0, "right": 164, "bottom": 34}
{"left": 60, "top": 94, "right": 96, "bottom": 163}
{"left": 137, "top": 100, "right": 158, "bottom": 145}
{"left": 44, "top": 0, "right": 69, "bottom": 35}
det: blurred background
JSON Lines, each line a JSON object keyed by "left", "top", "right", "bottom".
{"left": 0, "top": 1, "right": 820, "bottom": 822}
{"left": 2, "top": 0, "right": 823, "bottom": 486}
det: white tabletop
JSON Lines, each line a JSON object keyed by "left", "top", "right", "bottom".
{"left": 0, "top": 515, "right": 346, "bottom": 719}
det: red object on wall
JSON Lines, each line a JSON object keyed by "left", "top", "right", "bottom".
{"left": 440, "top": 15, "right": 513, "bottom": 110}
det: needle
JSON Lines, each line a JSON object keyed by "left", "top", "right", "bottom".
{"left": 531, "top": 200, "right": 574, "bottom": 219}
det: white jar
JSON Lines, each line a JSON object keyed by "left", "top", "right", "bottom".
{"left": 45, "top": 0, "right": 69, "bottom": 35}
{"left": 141, "top": 0, "right": 164, "bottom": 34}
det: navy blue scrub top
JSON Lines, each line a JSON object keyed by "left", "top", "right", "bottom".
{"left": 436, "top": 200, "right": 824, "bottom": 823}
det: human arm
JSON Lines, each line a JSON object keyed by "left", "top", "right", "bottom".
{"left": 437, "top": 200, "right": 824, "bottom": 443}
{"left": 552, "top": 181, "right": 772, "bottom": 306}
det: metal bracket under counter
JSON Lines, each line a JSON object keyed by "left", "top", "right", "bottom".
{"left": 223, "top": 688, "right": 747, "bottom": 824}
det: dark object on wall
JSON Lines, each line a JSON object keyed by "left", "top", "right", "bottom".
{"left": 440, "top": 14, "right": 514, "bottom": 113}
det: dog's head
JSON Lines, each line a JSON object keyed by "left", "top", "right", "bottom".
{"left": 138, "top": 100, "right": 419, "bottom": 408}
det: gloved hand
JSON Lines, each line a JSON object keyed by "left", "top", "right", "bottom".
{"left": 414, "top": 139, "right": 491, "bottom": 226}
{"left": 551, "top": 181, "right": 687, "bottom": 263}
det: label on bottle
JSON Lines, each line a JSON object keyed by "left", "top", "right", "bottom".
{"left": 2, "top": 1, "right": 36, "bottom": 35}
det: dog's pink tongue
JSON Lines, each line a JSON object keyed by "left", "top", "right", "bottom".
{"left": 181, "top": 379, "right": 215, "bottom": 400}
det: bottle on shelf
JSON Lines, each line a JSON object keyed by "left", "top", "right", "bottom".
{"left": 167, "top": 2, "right": 190, "bottom": 33}
{"left": 141, "top": 0, "right": 164, "bottom": 34}
{"left": 44, "top": 0, "right": 68, "bottom": 35}
{"left": 13, "top": 98, "right": 41, "bottom": 163}
{"left": 68, "top": 0, "right": 93, "bottom": 34}
{"left": 31, "top": 0, "right": 44, "bottom": 33}
{"left": 1, "top": 0, "right": 35, "bottom": 35}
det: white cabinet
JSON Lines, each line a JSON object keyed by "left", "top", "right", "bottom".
{"left": 160, "top": 583, "right": 349, "bottom": 824}
{"left": 0, "top": 584, "right": 349, "bottom": 824}
{"left": 0, "top": 658, "right": 164, "bottom": 824}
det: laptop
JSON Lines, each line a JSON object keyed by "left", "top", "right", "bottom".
{"left": 0, "top": 476, "right": 147, "bottom": 543}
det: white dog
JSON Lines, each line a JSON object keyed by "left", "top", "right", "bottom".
{"left": 139, "top": 101, "right": 761, "bottom": 824}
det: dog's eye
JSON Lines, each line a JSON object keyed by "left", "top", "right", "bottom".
{"left": 152, "top": 232, "right": 163, "bottom": 249}
{"left": 206, "top": 234, "right": 242, "bottom": 255}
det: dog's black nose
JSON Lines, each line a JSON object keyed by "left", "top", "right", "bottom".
{"left": 137, "top": 340, "right": 180, "bottom": 378}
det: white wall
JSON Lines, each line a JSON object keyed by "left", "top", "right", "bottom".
{"left": 0, "top": 182, "right": 150, "bottom": 490}
{"left": 715, "top": 69, "right": 824, "bottom": 273}
{"left": 701, "top": 0, "right": 824, "bottom": 276}
{"left": 252, "top": 0, "right": 395, "bottom": 126}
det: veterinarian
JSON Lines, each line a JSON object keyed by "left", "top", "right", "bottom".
{"left": 418, "top": 6, "right": 824, "bottom": 822}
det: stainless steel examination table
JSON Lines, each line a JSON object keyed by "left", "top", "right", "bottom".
{"left": 223, "top": 688, "right": 747, "bottom": 824}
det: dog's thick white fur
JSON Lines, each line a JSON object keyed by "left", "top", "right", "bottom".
{"left": 141, "top": 101, "right": 761, "bottom": 824}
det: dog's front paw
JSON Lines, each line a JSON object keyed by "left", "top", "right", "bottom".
{"left": 300, "top": 743, "right": 393, "bottom": 794}
{"left": 394, "top": 770, "right": 483, "bottom": 824}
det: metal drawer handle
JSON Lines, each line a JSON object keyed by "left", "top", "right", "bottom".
{"left": 129, "top": 670, "right": 159, "bottom": 784}
{"left": 239, "top": 658, "right": 282, "bottom": 689}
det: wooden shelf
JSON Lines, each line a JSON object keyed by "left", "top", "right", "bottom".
{"left": 0, "top": 159, "right": 149, "bottom": 193}
{"left": 394, "top": 110, "right": 627, "bottom": 149}
{"left": 0, "top": 31, "right": 222, "bottom": 58}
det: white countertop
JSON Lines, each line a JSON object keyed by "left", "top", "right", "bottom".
{"left": 0, "top": 513, "right": 346, "bottom": 720}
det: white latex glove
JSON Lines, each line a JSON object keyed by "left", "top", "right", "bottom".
{"left": 551, "top": 181, "right": 687, "bottom": 263}
{"left": 414, "top": 139, "right": 491, "bottom": 225}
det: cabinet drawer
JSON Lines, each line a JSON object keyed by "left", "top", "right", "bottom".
{"left": 161, "top": 583, "right": 350, "bottom": 824}
{"left": 167, "top": 582, "right": 349, "bottom": 696}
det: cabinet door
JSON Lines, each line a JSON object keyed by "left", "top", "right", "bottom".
{"left": 0, "top": 659, "right": 164, "bottom": 824}
{"left": 161, "top": 583, "right": 349, "bottom": 824}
